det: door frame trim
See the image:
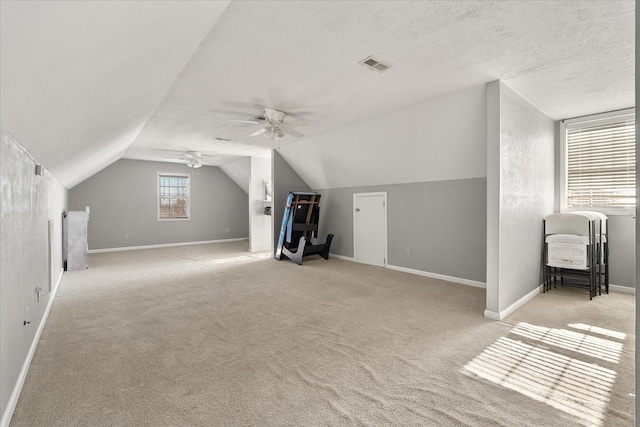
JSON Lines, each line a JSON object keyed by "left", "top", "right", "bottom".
{"left": 353, "top": 192, "right": 388, "bottom": 267}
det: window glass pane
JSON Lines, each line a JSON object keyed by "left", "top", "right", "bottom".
{"left": 158, "top": 175, "right": 190, "bottom": 219}
{"left": 566, "top": 116, "right": 635, "bottom": 209}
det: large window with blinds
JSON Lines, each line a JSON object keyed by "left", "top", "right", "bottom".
{"left": 561, "top": 109, "right": 635, "bottom": 212}
{"left": 157, "top": 173, "right": 191, "bottom": 220}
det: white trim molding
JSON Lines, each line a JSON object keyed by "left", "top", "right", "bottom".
{"left": 386, "top": 264, "right": 486, "bottom": 289}
{"left": 1, "top": 269, "right": 64, "bottom": 427}
{"left": 88, "top": 238, "right": 249, "bottom": 254}
{"left": 329, "top": 253, "right": 355, "bottom": 262}
{"left": 609, "top": 284, "right": 636, "bottom": 294}
{"left": 249, "top": 247, "right": 271, "bottom": 253}
{"left": 484, "top": 286, "right": 541, "bottom": 320}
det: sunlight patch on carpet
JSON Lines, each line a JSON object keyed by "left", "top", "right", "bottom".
{"left": 511, "top": 322, "right": 623, "bottom": 363}
{"left": 463, "top": 331, "right": 617, "bottom": 427}
{"left": 192, "top": 252, "right": 271, "bottom": 266}
{"left": 567, "top": 323, "right": 627, "bottom": 341}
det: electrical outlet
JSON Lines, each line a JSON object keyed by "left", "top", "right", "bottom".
{"left": 224, "top": 228, "right": 230, "bottom": 233}
{"left": 124, "top": 233, "right": 129, "bottom": 239}
{"left": 405, "top": 248, "right": 411, "bottom": 256}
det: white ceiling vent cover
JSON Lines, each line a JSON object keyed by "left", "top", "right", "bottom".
{"left": 360, "top": 56, "right": 391, "bottom": 72}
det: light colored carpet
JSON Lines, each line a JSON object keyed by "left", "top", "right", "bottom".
{"left": 11, "top": 241, "right": 635, "bottom": 426}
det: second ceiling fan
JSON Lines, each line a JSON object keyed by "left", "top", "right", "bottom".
{"left": 229, "top": 108, "right": 304, "bottom": 140}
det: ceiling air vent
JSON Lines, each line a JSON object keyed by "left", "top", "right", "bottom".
{"left": 360, "top": 56, "right": 390, "bottom": 72}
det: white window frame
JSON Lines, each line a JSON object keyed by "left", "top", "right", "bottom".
{"left": 157, "top": 172, "right": 191, "bottom": 221}
{"left": 560, "top": 108, "right": 636, "bottom": 216}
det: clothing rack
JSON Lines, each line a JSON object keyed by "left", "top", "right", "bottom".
{"left": 275, "top": 192, "right": 334, "bottom": 265}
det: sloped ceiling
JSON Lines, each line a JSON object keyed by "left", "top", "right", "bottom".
{"left": 0, "top": 0, "right": 230, "bottom": 188}
{"left": 1, "top": 1, "right": 634, "bottom": 189}
{"left": 219, "top": 157, "right": 251, "bottom": 194}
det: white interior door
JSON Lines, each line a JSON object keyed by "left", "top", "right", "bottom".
{"left": 354, "top": 192, "right": 387, "bottom": 267}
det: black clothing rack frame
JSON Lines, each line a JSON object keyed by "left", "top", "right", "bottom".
{"left": 276, "top": 192, "right": 334, "bottom": 265}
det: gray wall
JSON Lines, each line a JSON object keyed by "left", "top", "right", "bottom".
{"left": 69, "top": 159, "right": 248, "bottom": 250}
{"left": 1, "top": 129, "right": 68, "bottom": 423}
{"left": 272, "top": 150, "right": 311, "bottom": 253}
{"left": 607, "top": 216, "right": 635, "bottom": 288}
{"left": 486, "top": 81, "right": 555, "bottom": 315}
{"left": 316, "top": 178, "right": 487, "bottom": 283}
{"left": 553, "top": 123, "right": 636, "bottom": 289}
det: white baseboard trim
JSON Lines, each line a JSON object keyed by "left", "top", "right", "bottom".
{"left": 88, "top": 237, "right": 249, "bottom": 254}
{"left": 484, "top": 285, "right": 541, "bottom": 321}
{"left": 609, "top": 284, "right": 636, "bottom": 294}
{"left": 249, "top": 247, "right": 271, "bottom": 253}
{"left": 329, "top": 253, "right": 355, "bottom": 262}
{"left": 386, "top": 264, "right": 486, "bottom": 289}
{"left": 1, "top": 268, "right": 64, "bottom": 427}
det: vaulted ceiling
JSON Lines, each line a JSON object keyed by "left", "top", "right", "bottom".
{"left": 1, "top": 1, "right": 634, "bottom": 188}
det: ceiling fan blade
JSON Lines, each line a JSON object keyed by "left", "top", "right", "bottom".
{"left": 282, "top": 111, "right": 314, "bottom": 119}
{"left": 224, "top": 119, "right": 261, "bottom": 124}
{"left": 221, "top": 100, "right": 265, "bottom": 110}
{"left": 157, "top": 149, "right": 188, "bottom": 153}
{"left": 250, "top": 128, "right": 268, "bottom": 137}
{"left": 281, "top": 125, "right": 304, "bottom": 138}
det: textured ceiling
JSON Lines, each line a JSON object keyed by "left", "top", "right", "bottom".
{"left": 0, "top": 1, "right": 634, "bottom": 188}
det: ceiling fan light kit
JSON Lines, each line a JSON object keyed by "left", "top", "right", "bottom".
{"left": 264, "top": 124, "right": 285, "bottom": 140}
{"left": 230, "top": 107, "right": 305, "bottom": 141}
{"left": 187, "top": 159, "right": 202, "bottom": 168}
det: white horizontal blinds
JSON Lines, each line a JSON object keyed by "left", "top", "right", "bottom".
{"left": 159, "top": 175, "right": 189, "bottom": 218}
{"left": 566, "top": 117, "right": 636, "bottom": 208}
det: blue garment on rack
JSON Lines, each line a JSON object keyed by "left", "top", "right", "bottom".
{"left": 286, "top": 212, "right": 293, "bottom": 243}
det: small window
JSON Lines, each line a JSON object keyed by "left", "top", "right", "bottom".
{"left": 157, "top": 173, "right": 190, "bottom": 221}
{"left": 561, "top": 108, "right": 636, "bottom": 214}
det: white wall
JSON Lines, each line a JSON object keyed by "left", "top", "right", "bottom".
{"left": 279, "top": 84, "right": 487, "bottom": 189}
{"left": 219, "top": 157, "right": 250, "bottom": 194}
{"left": 1, "top": 129, "right": 68, "bottom": 426}
{"left": 249, "top": 157, "right": 272, "bottom": 252}
{"left": 486, "top": 81, "right": 555, "bottom": 319}
{"left": 635, "top": 3, "right": 639, "bottom": 415}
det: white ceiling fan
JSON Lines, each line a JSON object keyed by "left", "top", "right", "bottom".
{"left": 162, "top": 151, "right": 221, "bottom": 168}
{"left": 227, "top": 108, "right": 304, "bottom": 140}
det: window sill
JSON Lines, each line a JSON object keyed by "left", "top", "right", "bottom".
{"left": 562, "top": 207, "right": 636, "bottom": 217}
{"left": 157, "top": 218, "right": 191, "bottom": 222}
